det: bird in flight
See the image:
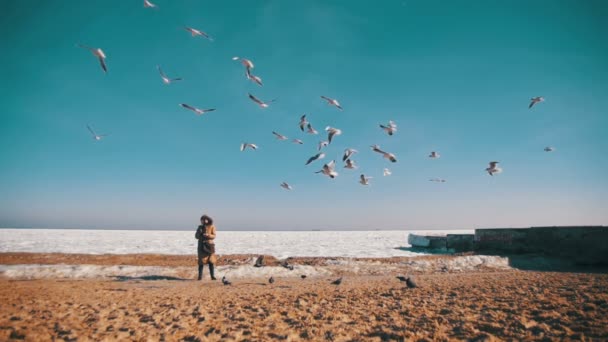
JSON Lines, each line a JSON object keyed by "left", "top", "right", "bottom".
{"left": 280, "top": 182, "right": 292, "bottom": 190}
{"left": 157, "top": 66, "right": 182, "bottom": 84}
{"left": 248, "top": 93, "right": 276, "bottom": 108}
{"left": 316, "top": 160, "right": 338, "bottom": 178}
{"left": 344, "top": 159, "right": 358, "bottom": 169}
{"left": 272, "top": 131, "right": 288, "bottom": 141}
{"left": 383, "top": 168, "right": 392, "bottom": 176}
{"left": 246, "top": 69, "right": 263, "bottom": 87}
{"left": 321, "top": 96, "right": 343, "bottom": 111}
{"left": 318, "top": 141, "right": 329, "bottom": 151}
{"left": 306, "top": 123, "right": 318, "bottom": 135}
{"left": 359, "top": 174, "right": 372, "bottom": 186}
{"left": 77, "top": 44, "right": 107, "bottom": 73}
{"left": 143, "top": 0, "right": 157, "bottom": 8}
{"left": 371, "top": 145, "right": 397, "bottom": 163}
{"left": 232, "top": 56, "right": 254, "bottom": 71}
{"left": 380, "top": 120, "right": 397, "bottom": 136}
{"left": 486, "top": 161, "right": 502, "bottom": 176}
{"left": 325, "top": 126, "right": 342, "bottom": 144}
{"left": 429, "top": 178, "right": 446, "bottom": 183}
{"left": 544, "top": 146, "right": 555, "bottom": 152}
{"left": 179, "top": 104, "right": 215, "bottom": 115}
{"left": 299, "top": 115, "right": 309, "bottom": 132}
{"left": 342, "top": 148, "right": 358, "bottom": 162}
{"left": 87, "top": 125, "right": 107, "bottom": 141}
{"left": 184, "top": 27, "right": 213, "bottom": 41}
{"left": 240, "top": 143, "right": 258, "bottom": 151}
{"left": 429, "top": 151, "right": 440, "bottom": 159}
{"left": 529, "top": 96, "right": 545, "bottom": 109}
{"left": 292, "top": 139, "right": 304, "bottom": 145}
{"left": 305, "top": 152, "right": 326, "bottom": 165}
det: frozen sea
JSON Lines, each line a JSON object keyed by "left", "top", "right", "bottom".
{"left": 0, "top": 229, "right": 474, "bottom": 259}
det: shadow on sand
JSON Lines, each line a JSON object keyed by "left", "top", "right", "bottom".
{"left": 505, "top": 254, "right": 608, "bottom": 273}
{"left": 112, "top": 275, "right": 189, "bottom": 282}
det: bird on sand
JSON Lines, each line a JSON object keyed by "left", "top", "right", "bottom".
{"left": 396, "top": 276, "right": 417, "bottom": 288}
{"left": 359, "top": 174, "right": 372, "bottom": 186}
{"left": 280, "top": 182, "right": 292, "bottom": 190}
{"left": 180, "top": 104, "right": 215, "bottom": 115}
{"left": 184, "top": 27, "right": 213, "bottom": 41}
{"left": 77, "top": 44, "right": 107, "bottom": 73}
{"left": 240, "top": 143, "right": 258, "bottom": 151}
{"left": 316, "top": 160, "right": 338, "bottom": 178}
{"left": 429, "top": 151, "right": 440, "bottom": 159}
{"left": 157, "top": 66, "right": 182, "bottom": 84}
{"left": 383, "top": 168, "right": 392, "bottom": 176}
{"left": 305, "top": 152, "right": 325, "bottom": 165}
{"left": 486, "top": 161, "right": 502, "bottom": 176}
{"left": 143, "top": 0, "right": 157, "bottom": 8}
{"left": 87, "top": 125, "right": 107, "bottom": 141}
{"left": 331, "top": 277, "right": 343, "bottom": 285}
{"left": 222, "top": 276, "right": 232, "bottom": 286}
{"left": 269, "top": 276, "right": 275, "bottom": 284}
{"left": 325, "top": 126, "right": 342, "bottom": 144}
{"left": 380, "top": 120, "right": 397, "bottom": 136}
{"left": 321, "top": 96, "right": 343, "bottom": 111}
{"left": 272, "top": 131, "right": 288, "bottom": 140}
{"left": 344, "top": 159, "right": 358, "bottom": 169}
{"left": 248, "top": 93, "right": 276, "bottom": 108}
{"left": 299, "top": 115, "right": 309, "bottom": 131}
{"left": 529, "top": 96, "right": 545, "bottom": 109}
{"left": 371, "top": 145, "right": 397, "bottom": 162}
{"left": 544, "top": 146, "right": 555, "bottom": 152}
{"left": 342, "top": 148, "right": 358, "bottom": 162}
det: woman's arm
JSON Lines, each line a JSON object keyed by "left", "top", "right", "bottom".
{"left": 207, "top": 225, "right": 216, "bottom": 240}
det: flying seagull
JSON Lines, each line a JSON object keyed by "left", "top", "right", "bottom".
{"left": 316, "top": 160, "right": 338, "bottom": 178}
{"left": 359, "top": 174, "right": 372, "bottom": 186}
{"left": 486, "top": 161, "right": 502, "bottom": 176}
{"left": 321, "top": 96, "right": 343, "bottom": 111}
{"left": 246, "top": 69, "right": 263, "bottom": 86}
{"left": 248, "top": 93, "right": 276, "bottom": 108}
{"left": 306, "top": 123, "right": 318, "bottom": 135}
{"left": 342, "top": 148, "right": 358, "bottom": 162}
{"left": 272, "top": 131, "right": 288, "bottom": 140}
{"left": 383, "top": 168, "right": 392, "bottom": 176}
{"left": 77, "top": 44, "right": 107, "bottom": 73}
{"left": 299, "top": 115, "right": 309, "bottom": 131}
{"left": 87, "top": 125, "right": 107, "bottom": 141}
{"left": 143, "top": 0, "right": 157, "bottom": 8}
{"left": 318, "top": 141, "right": 329, "bottom": 151}
{"left": 280, "top": 182, "right": 292, "bottom": 190}
{"left": 305, "top": 152, "right": 325, "bottom": 165}
{"left": 180, "top": 104, "right": 215, "bottom": 115}
{"left": 371, "top": 145, "right": 397, "bottom": 162}
{"left": 325, "top": 126, "right": 342, "bottom": 144}
{"left": 429, "top": 178, "right": 446, "bottom": 183}
{"left": 184, "top": 27, "right": 213, "bottom": 41}
{"left": 380, "top": 120, "right": 397, "bottom": 136}
{"left": 544, "top": 146, "right": 555, "bottom": 152}
{"left": 344, "top": 159, "right": 358, "bottom": 169}
{"left": 157, "top": 65, "right": 182, "bottom": 84}
{"left": 232, "top": 56, "right": 254, "bottom": 71}
{"left": 240, "top": 143, "right": 258, "bottom": 151}
{"left": 529, "top": 96, "right": 545, "bottom": 109}
{"left": 292, "top": 139, "right": 304, "bottom": 145}
{"left": 429, "top": 151, "right": 440, "bottom": 159}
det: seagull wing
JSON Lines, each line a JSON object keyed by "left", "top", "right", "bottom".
{"left": 248, "top": 93, "right": 264, "bottom": 105}
{"left": 305, "top": 154, "right": 319, "bottom": 165}
{"left": 87, "top": 125, "right": 97, "bottom": 136}
{"left": 98, "top": 57, "right": 107, "bottom": 73}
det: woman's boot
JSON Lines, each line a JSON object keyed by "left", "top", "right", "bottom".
{"left": 209, "top": 263, "right": 216, "bottom": 280}
{"left": 197, "top": 265, "right": 204, "bottom": 280}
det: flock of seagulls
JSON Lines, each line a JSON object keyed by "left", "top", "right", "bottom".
{"left": 80, "top": 1, "right": 556, "bottom": 192}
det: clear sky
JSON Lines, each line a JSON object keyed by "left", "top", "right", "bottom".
{"left": 1, "top": 0, "right": 607, "bottom": 230}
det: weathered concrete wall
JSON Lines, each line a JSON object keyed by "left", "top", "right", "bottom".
{"left": 474, "top": 226, "right": 608, "bottom": 265}
{"left": 446, "top": 234, "right": 475, "bottom": 252}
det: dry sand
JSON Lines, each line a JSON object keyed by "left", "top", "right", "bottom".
{"left": 1, "top": 253, "right": 607, "bottom": 341}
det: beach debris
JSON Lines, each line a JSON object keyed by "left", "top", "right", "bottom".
{"left": 221, "top": 276, "right": 231, "bottom": 286}
{"left": 529, "top": 96, "right": 544, "bottom": 109}
{"left": 371, "top": 145, "right": 397, "bottom": 163}
{"left": 379, "top": 120, "right": 397, "bottom": 136}
{"left": 342, "top": 148, "right": 358, "bottom": 162}
{"left": 359, "top": 174, "right": 372, "bottom": 186}
{"left": 280, "top": 261, "right": 294, "bottom": 270}
{"left": 280, "top": 182, "right": 292, "bottom": 190}
{"left": 331, "top": 277, "right": 343, "bottom": 285}
{"left": 248, "top": 93, "right": 276, "bottom": 108}
{"left": 315, "top": 160, "right": 339, "bottom": 179}
{"left": 157, "top": 66, "right": 181, "bottom": 84}
{"left": 321, "top": 96, "right": 343, "bottom": 111}
{"left": 272, "top": 131, "right": 288, "bottom": 141}
{"left": 240, "top": 143, "right": 258, "bottom": 152}
{"left": 325, "top": 126, "right": 342, "bottom": 144}
{"left": 254, "top": 255, "right": 265, "bottom": 267}
{"left": 305, "top": 152, "right": 326, "bottom": 166}
{"left": 180, "top": 104, "right": 215, "bottom": 115}
{"left": 184, "top": 27, "right": 213, "bottom": 41}
{"left": 383, "top": 168, "right": 392, "bottom": 176}
{"left": 143, "top": 0, "right": 157, "bottom": 8}
{"left": 306, "top": 123, "right": 318, "bottom": 135}
{"left": 77, "top": 44, "right": 107, "bottom": 73}
{"left": 344, "top": 159, "right": 357, "bottom": 169}
{"left": 292, "top": 139, "right": 303, "bottom": 145}
{"left": 299, "top": 115, "right": 309, "bottom": 131}
{"left": 429, "top": 151, "right": 440, "bottom": 159}
{"left": 486, "top": 161, "right": 502, "bottom": 176}
{"left": 268, "top": 276, "right": 274, "bottom": 284}
{"left": 544, "top": 146, "right": 555, "bottom": 152}
{"left": 87, "top": 125, "right": 108, "bottom": 141}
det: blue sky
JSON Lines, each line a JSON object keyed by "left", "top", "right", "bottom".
{"left": 1, "top": 0, "right": 607, "bottom": 230}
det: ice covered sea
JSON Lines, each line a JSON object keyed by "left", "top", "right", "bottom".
{"left": 0, "top": 229, "right": 474, "bottom": 259}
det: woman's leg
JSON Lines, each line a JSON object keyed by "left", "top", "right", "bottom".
{"left": 208, "top": 263, "right": 216, "bottom": 280}
{"left": 198, "top": 264, "right": 204, "bottom": 280}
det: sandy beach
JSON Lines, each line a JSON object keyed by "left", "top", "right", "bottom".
{"left": 1, "top": 253, "right": 607, "bottom": 341}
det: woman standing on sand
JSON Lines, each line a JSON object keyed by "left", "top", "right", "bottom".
{"left": 195, "top": 215, "right": 217, "bottom": 280}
